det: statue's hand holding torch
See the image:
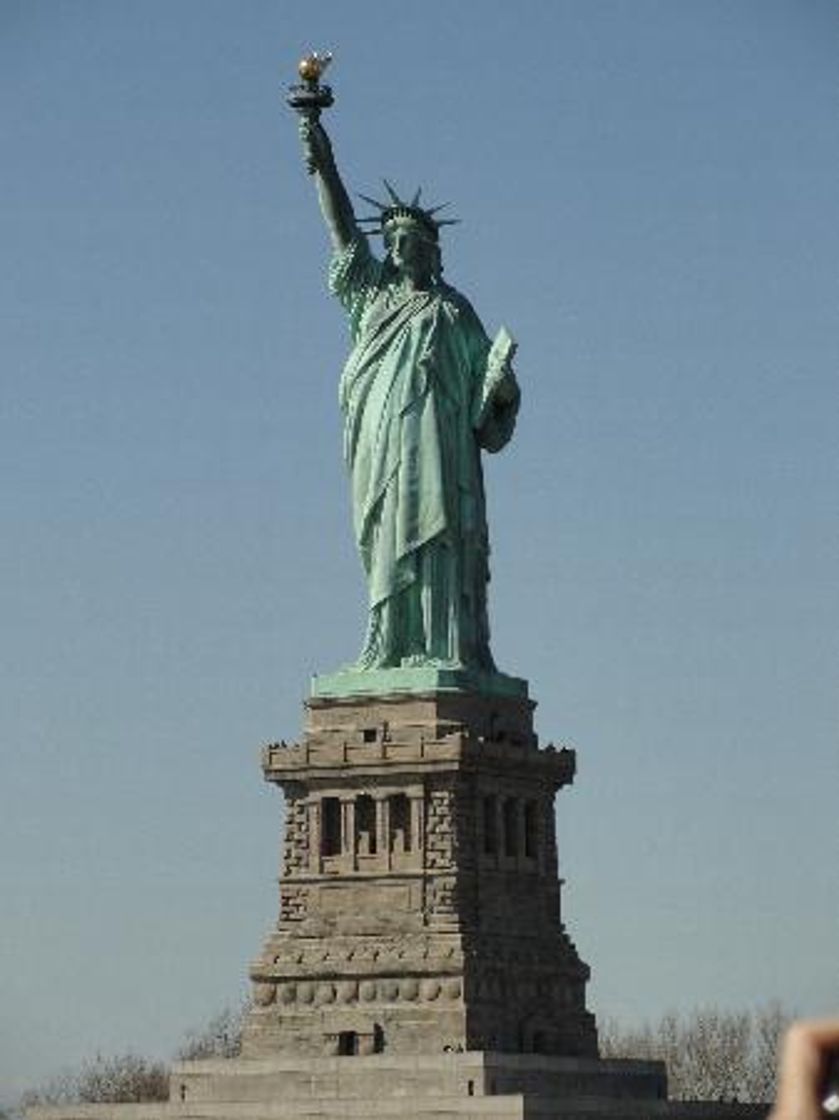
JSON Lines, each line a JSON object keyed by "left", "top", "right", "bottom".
{"left": 287, "top": 52, "right": 335, "bottom": 176}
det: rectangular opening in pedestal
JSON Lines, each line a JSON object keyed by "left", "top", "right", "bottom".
{"left": 356, "top": 794, "right": 376, "bottom": 854}
{"left": 338, "top": 1030, "right": 359, "bottom": 1056}
{"left": 321, "top": 797, "right": 341, "bottom": 856}
{"left": 503, "top": 796, "right": 518, "bottom": 857}
{"left": 524, "top": 799, "right": 538, "bottom": 858}
{"left": 483, "top": 794, "right": 497, "bottom": 854}
{"left": 389, "top": 792, "right": 411, "bottom": 852}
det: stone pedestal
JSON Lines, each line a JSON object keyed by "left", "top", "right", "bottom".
{"left": 26, "top": 687, "right": 770, "bottom": 1120}
{"left": 243, "top": 688, "right": 596, "bottom": 1060}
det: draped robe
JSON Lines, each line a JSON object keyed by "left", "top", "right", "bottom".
{"left": 329, "top": 237, "right": 519, "bottom": 670}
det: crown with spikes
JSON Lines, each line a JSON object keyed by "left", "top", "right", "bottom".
{"left": 357, "top": 181, "right": 459, "bottom": 242}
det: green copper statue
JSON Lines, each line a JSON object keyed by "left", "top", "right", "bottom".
{"left": 294, "top": 63, "right": 520, "bottom": 674}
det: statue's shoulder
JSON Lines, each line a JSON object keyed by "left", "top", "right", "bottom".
{"left": 346, "top": 234, "right": 384, "bottom": 272}
{"left": 330, "top": 236, "right": 385, "bottom": 299}
{"left": 438, "top": 283, "right": 484, "bottom": 334}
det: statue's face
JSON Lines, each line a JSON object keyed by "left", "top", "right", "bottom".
{"left": 386, "top": 218, "right": 436, "bottom": 282}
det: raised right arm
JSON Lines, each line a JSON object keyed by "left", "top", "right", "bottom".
{"left": 298, "top": 117, "right": 358, "bottom": 253}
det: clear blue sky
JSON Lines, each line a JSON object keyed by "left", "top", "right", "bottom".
{"left": 2, "top": 0, "right": 837, "bottom": 1102}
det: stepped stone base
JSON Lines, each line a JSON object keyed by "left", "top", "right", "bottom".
{"left": 27, "top": 1053, "right": 768, "bottom": 1120}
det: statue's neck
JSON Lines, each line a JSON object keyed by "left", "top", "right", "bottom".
{"left": 392, "top": 265, "right": 434, "bottom": 294}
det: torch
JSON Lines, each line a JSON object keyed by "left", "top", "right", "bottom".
{"left": 286, "top": 51, "right": 334, "bottom": 119}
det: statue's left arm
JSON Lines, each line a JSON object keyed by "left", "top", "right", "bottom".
{"left": 474, "top": 326, "right": 521, "bottom": 453}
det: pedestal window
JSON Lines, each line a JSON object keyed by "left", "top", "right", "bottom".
{"left": 483, "top": 794, "right": 498, "bottom": 855}
{"left": 524, "top": 799, "right": 538, "bottom": 859}
{"left": 503, "top": 796, "right": 518, "bottom": 857}
{"left": 356, "top": 794, "right": 377, "bottom": 855}
{"left": 321, "top": 796, "right": 342, "bottom": 856}
{"left": 389, "top": 792, "right": 411, "bottom": 853}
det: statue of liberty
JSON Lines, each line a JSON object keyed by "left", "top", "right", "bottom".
{"left": 296, "top": 85, "right": 520, "bottom": 675}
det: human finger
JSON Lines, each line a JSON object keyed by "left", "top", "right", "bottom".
{"left": 771, "top": 1020, "right": 839, "bottom": 1120}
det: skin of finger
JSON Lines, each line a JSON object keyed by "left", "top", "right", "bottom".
{"left": 771, "top": 1021, "right": 839, "bottom": 1120}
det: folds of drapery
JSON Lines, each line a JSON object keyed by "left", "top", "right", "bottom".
{"left": 328, "top": 237, "right": 518, "bottom": 668}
